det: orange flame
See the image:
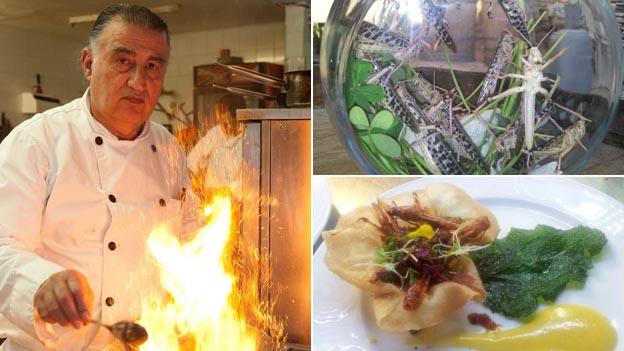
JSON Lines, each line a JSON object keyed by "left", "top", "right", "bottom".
{"left": 138, "top": 195, "right": 283, "bottom": 350}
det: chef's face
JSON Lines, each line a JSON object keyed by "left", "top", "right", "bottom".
{"left": 81, "top": 20, "right": 169, "bottom": 135}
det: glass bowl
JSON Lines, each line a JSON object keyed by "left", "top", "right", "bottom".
{"left": 321, "top": 0, "right": 623, "bottom": 174}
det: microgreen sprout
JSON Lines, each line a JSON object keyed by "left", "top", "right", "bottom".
{"left": 432, "top": 227, "right": 491, "bottom": 259}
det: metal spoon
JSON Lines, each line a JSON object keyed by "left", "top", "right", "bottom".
{"left": 90, "top": 320, "right": 148, "bottom": 347}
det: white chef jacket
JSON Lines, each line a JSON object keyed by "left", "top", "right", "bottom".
{"left": 0, "top": 89, "right": 200, "bottom": 350}
{"left": 187, "top": 126, "right": 242, "bottom": 200}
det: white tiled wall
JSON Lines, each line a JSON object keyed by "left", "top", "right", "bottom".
{"left": 0, "top": 25, "right": 87, "bottom": 126}
{"left": 285, "top": 6, "right": 310, "bottom": 72}
{"left": 154, "top": 21, "right": 286, "bottom": 127}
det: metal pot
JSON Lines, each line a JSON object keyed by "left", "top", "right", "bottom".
{"left": 284, "top": 70, "right": 311, "bottom": 107}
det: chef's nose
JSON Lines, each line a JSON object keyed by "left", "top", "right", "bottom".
{"left": 128, "top": 65, "right": 147, "bottom": 92}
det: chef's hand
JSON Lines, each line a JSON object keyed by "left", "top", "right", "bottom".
{"left": 34, "top": 269, "right": 94, "bottom": 329}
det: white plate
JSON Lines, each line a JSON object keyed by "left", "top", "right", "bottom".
{"left": 313, "top": 176, "right": 333, "bottom": 248}
{"left": 313, "top": 177, "right": 624, "bottom": 351}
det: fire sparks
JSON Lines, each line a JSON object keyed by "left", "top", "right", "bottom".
{"left": 137, "top": 195, "right": 281, "bottom": 350}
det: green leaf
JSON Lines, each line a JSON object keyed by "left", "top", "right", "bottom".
{"left": 390, "top": 64, "right": 417, "bottom": 85}
{"left": 351, "top": 89, "right": 372, "bottom": 110}
{"left": 349, "top": 106, "right": 370, "bottom": 130}
{"left": 386, "top": 119, "right": 404, "bottom": 138}
{"left": 350, "top": 59, "right": 373, "bottom": 86}
{"left": 348, "top": 85, "right": 384, "bottom": 111}
{"left": 355, "top": 85, "right": 384, "bottom": 103}
{"left": 370, "top": 133, "right": 402, "bottom": 158}
{"left": 371, "top": 110, "right": 395, "bottom": 131}
{"left": 470, "top": 225, "right": 607, "bottom": 319}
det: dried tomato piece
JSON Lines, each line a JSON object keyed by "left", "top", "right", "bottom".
{"left": 467, "top": 313, "right": 499, "bottom": 331}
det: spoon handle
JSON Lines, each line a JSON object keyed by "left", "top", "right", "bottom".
{"left": 89, "top": 319, "right": 112, "bottom": 331}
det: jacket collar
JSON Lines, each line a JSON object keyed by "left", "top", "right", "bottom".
{"left": 79, "top": 88, "right": 151, "bottom": 142}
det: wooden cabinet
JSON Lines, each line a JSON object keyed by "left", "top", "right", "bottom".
{"left": 238, "top": 108, "right": 311, "bottom": 349}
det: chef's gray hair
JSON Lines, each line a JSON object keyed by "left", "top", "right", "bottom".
{"left": 89, "top": 3, "right": 170, "bottom": 54}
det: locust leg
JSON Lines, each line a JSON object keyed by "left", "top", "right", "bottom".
{"left": 472, "top": 85, "right": 527, "bottom": 116}
{"left": 368, "top": 64, "right": 397, "bottom": 85}
{"left": 544, "top": 77, "right": 559, "bottom": 85}
{"left": 487, "top": 86, "right": 526, "bottom": 102}
{"left": 578, "top": 141, "right": 589, "bottom": 152}
{"left": 500, "top": 73, "right": 526, "bottom": 80}
{"left": 557, "top": 143, "right": 577, "bottom": 172}
{"left": 537, "top": 114, "right": 565, "bottom": 134}
{"left": 552, "top": 102, "right": 592, "bottom": 122}
{"left": 538, "top": 87, "right": 551, "bottom": 99}
{"left": 541, "top": 48, "right": 569, "bottom": 70}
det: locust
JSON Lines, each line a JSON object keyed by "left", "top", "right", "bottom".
{"left": 491, "top": 120, "right": 523, "bottom": 173}
{"left": 403, "top": 73, "right": 444, "bottom": 106}
{"left": 357, "top": 21, "right": 409, "bottom": 51}
{"left": 355, "top": 22, "right": 406, "bottom": 66}
{"left": 420, "top": 0, "right": 457, "bottom": 52}
{"left": 477, "top": 46, "right": 567, "bottom": 150}
{"left": 355, "top": 20, "right": 426, "bottom": 76}
{"left": 356, "top": 18, "right": 434, "bottom": 87}
{"left": 427, "top": 95, "right": 488, "bottom": 171}
{"left": 478, "top": 31, "right": 514, "bottom": 105}
{"left": 527, "top": 119, "right": 587, "bottom": 171}
{"left": 394, "top": 81, "right": 465, "bottom": 175}
{"left": 497, "top": 0, "right": 531, "bottom": 44}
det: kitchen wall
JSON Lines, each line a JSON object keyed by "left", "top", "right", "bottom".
{"left": 154, "top": 21, "right": 285, "bottom": 127}
{"left": 0, "top": 24, "right": 87, "bottom": 126}
{"left": 285, "top": 6, "right": 310, "bottom": 72}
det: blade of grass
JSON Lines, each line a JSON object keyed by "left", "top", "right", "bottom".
{"left": 500, "top": 151, "right": 524, "bottom": 174}
{"left": 443, "top": 45, "right": 470, "bottom": 110}
{"left": 544, "top": 32, "right": 568, "bottom": 60}
{"left": 400, "top": 139, "right": 430, "bottom": 175}
{"left": 501, "top": 41, "right": 526, "bottom": 119}
{"left": 528, "top": 11, "right": 548, "bottom": 33}
{"left": 542, "top": 75, "right": 560, "bottom": 108}
{"left": 359, "top": 136, "right": 394, "bottom": 174}
{"left": 465, "top": 81, "right": 484, "bottom": 104}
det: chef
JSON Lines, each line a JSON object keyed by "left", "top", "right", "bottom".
{"left": 0, "top": 4, "right": 199, "bottom": 350}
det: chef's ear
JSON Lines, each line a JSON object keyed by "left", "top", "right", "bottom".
{"left": 80, "top": 47, "right": 93, "bottom": 81}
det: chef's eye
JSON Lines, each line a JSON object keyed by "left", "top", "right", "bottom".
{"left": 115, "top": 57, "right": 133, "bottom": 71}
{"left": 147, "top": 63, "right": 160, "bottom": 72}
{"left": 146, "top": 62, "right": 162, "bottom": 78}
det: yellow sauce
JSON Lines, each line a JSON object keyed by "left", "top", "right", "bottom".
{"left": 420, "top": 305, "right": 617, "bottom": 351}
